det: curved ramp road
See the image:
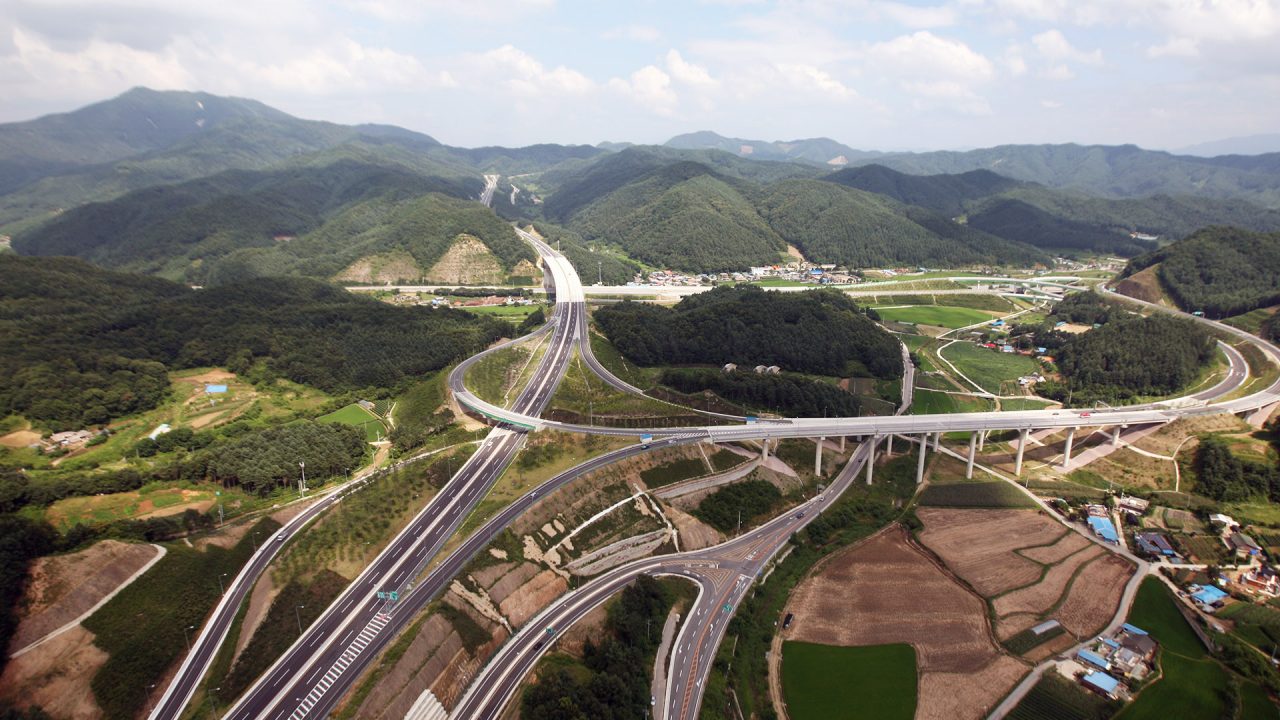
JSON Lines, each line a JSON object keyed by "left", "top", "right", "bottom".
{"left": 148, "top": 208, "right": 1280, "bottom": 720}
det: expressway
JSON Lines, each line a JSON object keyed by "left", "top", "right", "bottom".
{"left": 453, "top": 438, "right": 878, "bottom": 719}
{"left": 214, "top": 258, "right": 584, "bottom": 720}
{"left": 156, "top": 214, "right": 1280, "bottom": 720}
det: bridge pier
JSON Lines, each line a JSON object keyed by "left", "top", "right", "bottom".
{"left": 932, "top": 432, "right": 940, "bottom": 452}
{"left": 1111, "top": 426, "right": 1123, "bottom": 448}
{"left": 966, "top": 432, "right": 977, "bottom": 479}
{"left": 978, "top": 430, "right": 987, "bottom": 451}
{"left": 839, "top": 436, "right": 846, "bottom": 452}
{"left": 916, "top": 434, "right": 928, "bottom": 484}
{"left": 886, "top": 434, "right": 894, "bottom": 457}
{"left": 1014, "top": 428, "right": 1029, "bottom": 477}
{"left": 815, "top": 437, "right": 824, "bottom": 476}
{"left": 761, "top": 439, "right": 769, "bottom": 461}
{"left": 1062, "top": 427, "right": 1076, "bottom": 470}
{"left": 866, "top": 436, "right": 877, "bottom": 485}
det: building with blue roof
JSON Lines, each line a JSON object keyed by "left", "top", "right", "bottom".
{"left": 1087, "top": 516, "right": 1119, "bottom": 544}
{"left": 1077, "top": 648, "right": 1111, "bottom": 671}
{"left": 1082, "top": 671, "right": 1120, "bottom": 698}
{"left": 1102, "top": 638, "right": 1120, "bottom": 649}
{"left": 1121, "top": 623, "right": 1147, "bottom": 636}
{"left": 1191, "top": 585, "right": 1228, "bottom": 608}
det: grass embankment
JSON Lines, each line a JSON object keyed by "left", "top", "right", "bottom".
{"left": 456, "top": 303, "right": 544, "bottom": 323}
{"left": 874, "top": 305, "right": 998, "bottom": 329}
{"left": 274, "top": 447, "right": 470, "bottom": 584}
{"left": 548, "top": 350, "right": 696, "bottom": 423}
{"left": 318, "top": 403, "right": 387, "bottom": 441}
{"left": 640, "top": 457, "right": 711, "bottom": 488}
{"left": 464, "top": 338, "right": 547, "bottom": 408}
{"left": 588, "top": 330, "right": 659, "bottom": 390}
{"left": 939, "top": 342, "right": 1042, "bottom": 395}
{"left": 781, "top": 641, "right": 916, "bottom": 720}
{"left": 699, "top": 452, "right": 918, "bottom": 720}
{"left": 81, "top": 516, "right": 280, "bottom": 719}
{"left": 910, "top": 389, "right": 995, "bottom": 415}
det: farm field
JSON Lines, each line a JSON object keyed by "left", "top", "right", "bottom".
{"left": 911, "top": 389, "right": 995, "bottom": 415}
{"left": 916, "top": 508, "right": 1134, "bottom": 641}
{"left": 874, "top": 305, "right": 997, "bottom": 329}
{"left": 1117, "top": 578, "right": 1231, "bottom": 720}
{"left": 455, "top": 303, "right": 542, "bottom": 322}
{"left": 318, "top": 403, "right": 386, "bottom": 441}
{"left": 939, "top": 342, "right": 1042, "bottom": 395}
{"left": 1008, "top": 673, "right": 1117, "bottom": 720}
{"left": 781, "top": 641, "right": 916, "bottom": 720}
{"left": 45, "top": 484, "right": 233, "bottom": 530}
{"left": 918, "top": 481, "right": 1038, "bottom": 508}
{"left": 783, "top": 526, "right": 1027, "bottom": 720}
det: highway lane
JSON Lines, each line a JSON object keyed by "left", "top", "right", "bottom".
{"left": 453, "top": 440, "right": 875, "bottom": 719}
{"left": 219, "top": 264, "right": 585, "bottom": 720}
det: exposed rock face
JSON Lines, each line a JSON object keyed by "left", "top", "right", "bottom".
{"left": 425, "top": 235, "right": 505, "bottom": 285}
{"left": 334, "top": 250, "right": 424, "bottom": 284}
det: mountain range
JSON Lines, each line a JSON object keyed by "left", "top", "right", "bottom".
{"left": 4, "top": 88, "right": 1280, "bottom": 282}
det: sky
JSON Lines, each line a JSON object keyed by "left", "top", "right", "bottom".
{"left": 2, "top": 0, "right": 1278, "bottom": 151}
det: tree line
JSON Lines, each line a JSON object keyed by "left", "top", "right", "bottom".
{"left": 1122, "top": 226, "right": 1280, "bottom": 318}
{"left": 595, "top": 286, "right": 903, "bottom": 379}
{"left": 0, "top": 256, "right": 505, "bottom": 429}
{"left": 660, "top": 368, "right": 864, "bottom": 417}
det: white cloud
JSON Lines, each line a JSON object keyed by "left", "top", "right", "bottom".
{"left": 1041, "top": 64, "right": 1074, "bottom": 80}
{"left": 1147, "top": 36, "right": 1200, "bottom": 58}
{"left": 665, "top": 49, "right": 716, "bottom": 87}
{"left": 1041, "top": 99, "right": 1062, "bottom": 108}
{"left": 866, "top": 31, "right": 994, "bottom": 80}
{"left": 777, "top": 63, "right": 857, "bottom": 99}
{"left": 608, "top": 65, "right": 678, "bottom": 114}
{"left": 1031, "top": 29, "right": 1102, "bottom": 65}
{"left": 1003, "top": 44, "right": 1028, "bottom": 76}
{"left": 475, "top": 44, "right": 593, "bottom": 96}
{"left": 902, "top": 80, "right": 991, "bottom": 114}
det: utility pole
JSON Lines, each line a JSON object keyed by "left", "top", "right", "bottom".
{"left": 298, "top": 461, "right": 306, "bottom": 496}
{"left": 598, "top": 261, "right": 602, "bottom": 285}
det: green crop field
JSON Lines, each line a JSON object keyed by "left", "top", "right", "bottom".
{"left": 940, "top": 342, "right": 1042, "bottom": 395}
{"left": 318, "top": 403, "right": 386, "bottom": 441}
{"left": 1118, "top": 578, "right": 1230, "bottom": 720}
{"left": 910, "top": 388, "right": 994, "bottom": 415}
{"left": 781, "top": 642, "right": 916, "bottom": 720}
{"left": 456, "top": 303, "right": 542, "bottom": 322}
{"left": 873, "top": 305, "right": 996, "bottom": 329}
{"left": 918, "top": 481, "right": 1037, "bottom": 508}
{"left": 1008, "top": 673, "right": 1117, "bottom": 720}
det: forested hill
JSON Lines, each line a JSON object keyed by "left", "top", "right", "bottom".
{"left": 594, "top": 285, "right": 903, "bottom": 379}
{"left": 855, "top": 143, "right": 1280, "bottom": 208}
{"left": 0, "top": 256, "right": 506, "bottom": 430}
{"left": 824, "top": 164, "right": 1023, "bottom": 215}
{"left": 13, "top": 160, "right": 534, "bottom": 286}
{"left": 1120, "top": 226, "right": 1280, "bottom": 318}
{"left": 0, "top": 87, "right": 299, "bottom": 194}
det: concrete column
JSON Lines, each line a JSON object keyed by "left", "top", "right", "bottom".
{"left": 1111, "top": 426, "right": 1122, "bottom": 448}
{"left": 839, "top": 436, "right": 846, "bottom": 452}
{"left": 761, "top": 439, "right": 769, "bottom": 461}
{"left": 815, "top": 437, "right": 824, "bottom": 476}
{"left": 1014, "top": 428, "right": 1029, "bottom": 477}
{"left": 966, "top": 432, "right": 977, "bottom": 479}
{"left": 865, "top": 437, "right": 876, "bottom": 485}
{"left": 886, "top": 434, "right": 894, "bottom": 457}
{"left": 978, "top": 430, "right": 987, "bottom": 451}
{"left": 1062, "top": 427, "right": 1076, "bottom": 470}
{"left": 916, "top": 434, "right": 928, "bottom": 484}
{"left": 932, "top": 432, "right": 940, "bottom": 452}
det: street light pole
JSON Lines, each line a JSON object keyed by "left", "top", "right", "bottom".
{"left": 217, "top": 573, "right": 227, "bottom": 595}
{"left": 298, "top": 461, "right": 306, "bottom": 495}
{"left": 296, "top": 604, "right": 305, "bottom": 634}
{"left": 183, "top": 624, "right": 195, "bottom": 652}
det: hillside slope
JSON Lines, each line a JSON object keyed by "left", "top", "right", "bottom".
{"left": 1120, "top": 226, "right": 1280, "bottom": 317}
{"left": 12, "top": 160, "right": 532, "bottom": 285}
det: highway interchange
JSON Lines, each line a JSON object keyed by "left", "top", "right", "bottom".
{"left": 152, "top": 221, "right": 1280, "bottom": 720}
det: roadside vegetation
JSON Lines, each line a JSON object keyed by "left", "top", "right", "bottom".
{"left": 81, "top": 517, "right": 278, "bottom": 719}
